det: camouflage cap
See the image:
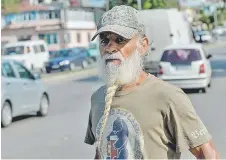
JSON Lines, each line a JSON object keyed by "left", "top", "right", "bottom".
{"left": 91, "top": 5, "right": 145, "bottom": 41}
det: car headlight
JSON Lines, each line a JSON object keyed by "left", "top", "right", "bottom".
{"left": 59, "top": 60, "right": 70, "bottom": 65}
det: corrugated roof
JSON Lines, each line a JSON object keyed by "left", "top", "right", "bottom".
{"left": 2, "top": 4, "right": 50, "bottom": 14}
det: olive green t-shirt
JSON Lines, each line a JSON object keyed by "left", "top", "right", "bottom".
{"left": 84, "top": 75, "right": 212, "bottom": 159}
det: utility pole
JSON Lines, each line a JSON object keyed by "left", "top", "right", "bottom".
{"left": 137, "top": 0, "right": 142, "bottom": 10}
{"left": 213, "top": 6, "right": 217, "bottom": 27}
{"left": 106, "top": 0, "right": 110, "bottom": 11}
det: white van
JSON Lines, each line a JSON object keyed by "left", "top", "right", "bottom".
{"left": 139, "top": 9, "right": 194, "bottom": 75}
{"left": 2, "top": 40, "right": 49, "bottom": 72}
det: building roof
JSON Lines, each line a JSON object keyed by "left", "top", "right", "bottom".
{"left": 2, "top": 4, "right": 49, "bottom": 14}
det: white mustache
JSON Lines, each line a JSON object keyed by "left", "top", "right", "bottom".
{"left": 102, "top": 53, "right": 124, "bottom": 61}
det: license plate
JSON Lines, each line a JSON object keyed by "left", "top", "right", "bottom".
{"left": 52, "top": 65, "right": 59, "bottom": 69}
{"left": 175, "top": 65, "right": 191, "bottom": 70}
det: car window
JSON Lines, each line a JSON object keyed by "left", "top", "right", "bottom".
{"left": 33, "top": 45, "right": 39, "bottom": 53}
{"left": 1, "top": 62, "right": 16, "bottom": 78}
{"left": 40, "top": 45, "right": 46, "bottom": 52}
{"left": 4, "top": 46, "right": 25, "bottom": 55}
{"left": 161, "top": 49, "right": 202, "bottom": 65}
{"left": 13, "top": 62, "right": 34, "bottom": 79}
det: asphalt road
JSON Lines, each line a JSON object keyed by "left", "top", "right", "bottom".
{"left": 1, "top": 46, "right": 226, "bottom": 159}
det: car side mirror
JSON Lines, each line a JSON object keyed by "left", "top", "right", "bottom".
{"left": 206, "top": 54, "right": 212, "bottom": 59}
{"left": 33, "top": 73, "right": 41, "bottom": 80}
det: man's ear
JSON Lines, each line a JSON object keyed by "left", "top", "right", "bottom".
{"left": 137, "top": 37, "right": 149, "bottom": 56}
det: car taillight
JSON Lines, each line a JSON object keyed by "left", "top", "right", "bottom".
{"left": 199, "top": 64, "right": 205, "bottom": 74}
{"left": 158, "top": 65, "right": 163, "bottom": 75}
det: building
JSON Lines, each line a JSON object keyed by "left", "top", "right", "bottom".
{"left": 1, "top": 1, "right": 97, "bottom": 51}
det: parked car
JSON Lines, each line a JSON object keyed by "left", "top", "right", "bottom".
{"left": 1, "top": 59, "right": 50, "bottom": 127}
{"left": 2, "top": 40, "right": 49, "bottom": 72}
{"left": 194, "top": 30, "right": 214, "bottom": 43}
{"left": 157, "top": 44, "right": 212, "bottom": 93}
{"left": 212, "top": 26, "right": 226, "bottom": 36}
{"left": 45, "top": 47, "right": 91, "bottom": 73}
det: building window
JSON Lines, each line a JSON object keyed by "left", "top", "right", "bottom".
{"left": 76, "top": 33, "right": 81, "bottom": 43}
{"left": 87, "top": 32, "right": 91, "bottom": 42}
{"left": 18, "top": 35, "right": 32, "bottom": 41}
{"left": 64, "top": 33, "right": 71, "bottom": 44}
{"left": 39, "top": 33, "right": 58, "bottom": 44}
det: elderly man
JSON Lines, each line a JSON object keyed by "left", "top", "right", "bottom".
{"left": 84, "top": 5, "right": 219, "bottom": 159}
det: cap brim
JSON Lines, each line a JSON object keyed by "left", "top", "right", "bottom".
{"left": 91, "top": 25, "right": 138, "bottom": 41}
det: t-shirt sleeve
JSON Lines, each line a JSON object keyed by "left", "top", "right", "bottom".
{"left": 166, "top": 89, "right": 212, "bottom": 153}
{"left": 84, "top": 109, "right": 95, "bottom": 145}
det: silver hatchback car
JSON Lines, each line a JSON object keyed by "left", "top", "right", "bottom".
{"left": 1, "top": 59, "right": 50, "bottom": 127}
{"left": 158, "top": 44, "right": 212, "bottom": 93}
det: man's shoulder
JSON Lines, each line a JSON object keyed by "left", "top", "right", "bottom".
{"left": 151, "top": 77, "right": 192, "bottom": 109}
{"left": 146, "top": 76, "right": 183, "bottom": 99}
{"left": 91, "top": 85, "right": 106, "bottom": 103}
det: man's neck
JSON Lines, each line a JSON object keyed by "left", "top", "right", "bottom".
{"left": 119, "top": 71, "right": 149, "bottom": 91}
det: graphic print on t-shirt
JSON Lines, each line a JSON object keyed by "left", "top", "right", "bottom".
{"left": 96, "top": 108, "right": 144, "bottom": 159}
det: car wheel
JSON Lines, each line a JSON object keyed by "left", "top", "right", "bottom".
{"left": 46, "top": 69, "right": 51, "bottom": 74}
{"left": 69, "top": 63, "right": 76, "bottom": 71}
{"left": 82, "top": 60, "right": 89, "bottom": 69}
{"left": 208, "top": 82, "right": 211, "bottom": 88}
{"left": 37, "top": 94, "right": 49, "bottom": 117}
{"left": 1, "top": 101, "right": 12, "bottom": 128}
{"left": 201, "top": 88, "right": 207, "bottom": 93}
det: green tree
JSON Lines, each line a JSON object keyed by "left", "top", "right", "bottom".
{"left": 108, "top": 0, "right": 176, "bottom": 10}
{"left": 2, "top": 0, "right": 20, "bottom": 13}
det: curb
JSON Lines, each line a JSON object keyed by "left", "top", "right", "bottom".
{"left": 41, "top": 68, "right": 98, "bottom": 83}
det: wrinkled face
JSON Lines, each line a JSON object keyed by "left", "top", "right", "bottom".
{"left": 98, "top": 32, "right": 144, "bottom": 86}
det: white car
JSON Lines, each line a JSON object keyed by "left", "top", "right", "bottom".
{"left": 158, "top": 44, "right": 212, "bottom": 93}
{"left": 194, "top": 31, "right": 213, "bottom": 43}
{"left": 1, "top": 59, "right": 50, "bottom": 127}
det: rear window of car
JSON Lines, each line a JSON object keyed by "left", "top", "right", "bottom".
{"left": 161, "top": 49, "right": 202, "bottom": 65}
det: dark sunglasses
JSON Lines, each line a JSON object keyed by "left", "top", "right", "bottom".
{"left": 99, "top": 33, "right": 130, "bottom": 46}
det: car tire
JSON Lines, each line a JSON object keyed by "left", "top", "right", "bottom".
{"left": 82, "top": 60, "right": 89, "bottom": 69}
{"left": 46, "top": 69, "right": 51, "bottom": 74}
{"left": 37, "top": 94, "right": 49, "bottom": 117}
{"left": 201, "top": 88, "right": 207, "bottom": 93}
{"left": 1, "top": 101, "right": 13, "bottom": 128}
{"left": 69, "top": 63, "right": 76, "bottom": 71}
{"left": 208, "top": 82, "right": 211, "bottom": 88}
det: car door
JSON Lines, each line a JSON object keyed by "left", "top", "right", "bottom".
{"left": 1, "top": 61, "right": 23, "bottom": 116}
{"left": 72, "top": 48, "right": 89, "bottom": 66}
{"left": 13, "top": 61, "right": 39, "bottom": 113}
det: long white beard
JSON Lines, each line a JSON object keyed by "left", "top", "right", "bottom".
{"left": 98, "top": 50, "right": 144, "bottom": 86}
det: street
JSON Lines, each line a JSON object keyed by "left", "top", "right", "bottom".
{"left": 1, "top": 46, "right": 226, "bottom": 159}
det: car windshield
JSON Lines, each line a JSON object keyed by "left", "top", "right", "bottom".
{"left": 161, "top": 49, "right": 202, "bottom": 65}
{"left": 4, "top": 46, "right": 25, "bottom": 55}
